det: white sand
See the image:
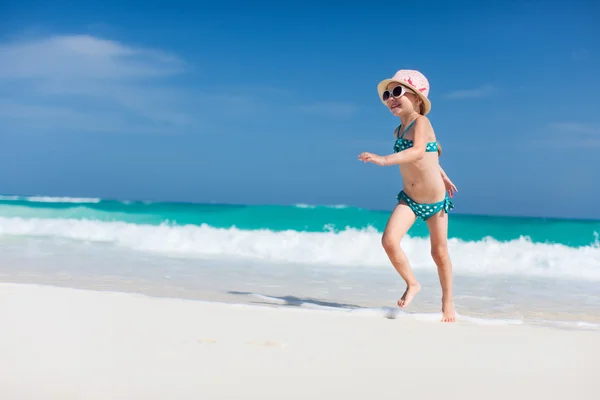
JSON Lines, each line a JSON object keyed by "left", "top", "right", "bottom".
{"left": 0, "top": 282, "right": 598, "bottom": 400}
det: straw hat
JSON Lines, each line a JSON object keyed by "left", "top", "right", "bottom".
{"left": 377, "top": 69, "right": 432, "bottom": 115}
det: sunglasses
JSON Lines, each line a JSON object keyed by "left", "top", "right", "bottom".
{"left": 382, "top": 85, "right": 411, "bottom": 102}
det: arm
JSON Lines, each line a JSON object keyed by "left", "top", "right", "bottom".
{"left": 381, "top": 117, "right": 430, "bottom": 166}
{"left": 439, "top": 165, "right": 458, "bottom": 197}
{"left": 440, "top": 165, "right": 448, "bottom": 179}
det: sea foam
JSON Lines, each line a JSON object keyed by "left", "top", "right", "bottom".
{"left": 1, "top": 216, "right": 598, "bottom": 281}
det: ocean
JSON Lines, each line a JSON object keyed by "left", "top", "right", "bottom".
{"left": 1, "top": 194, "right": 599, "bottom": 330}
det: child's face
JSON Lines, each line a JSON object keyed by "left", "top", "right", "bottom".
{"left": 385, "top": 83, "right": 419, "bottom": 116}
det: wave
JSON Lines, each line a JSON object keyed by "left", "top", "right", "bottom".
{"left": 293, "top": 203, "right": 351, "bottom": 209}
{"left": 1, "top": 195, "right": 599, "bottom": 248}
{"left": 0, "top": 195, "right": 101, "bottom": 203}
{"left": 0, "top": 216, "right": 598, "bottom": 281}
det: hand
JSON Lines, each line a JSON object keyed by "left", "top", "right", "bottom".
{"left": 442, "top": 175, "right": 458, "bottom": 198}
{"left": 358, "top": 152, "right": 386, "bottom": 166}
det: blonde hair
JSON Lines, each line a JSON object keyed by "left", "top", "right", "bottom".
{"left": 405, "top": 88, "right": 424, "bottom": 115}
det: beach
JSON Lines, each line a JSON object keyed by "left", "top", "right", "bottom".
{"left": 1, "top": 197, "right": 599, "bottom": 399}
{"left": 0, "top": 197, "right": 599, "bottom": 330}
{"left": 1, "top": 282, "right": 599, "bottom": 400}
{"left": 2, "top": 3, "right": 599, "bottom": 398}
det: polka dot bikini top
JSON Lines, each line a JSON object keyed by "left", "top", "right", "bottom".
{"left": 393, "top": 119, "right": 439, "bottom": 154}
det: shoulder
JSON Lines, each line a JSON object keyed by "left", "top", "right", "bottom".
{"left": 413, "top": 116, "right": 436, "bottom": 140}
{"left": 414, "top": 115, "right": 432, "bottom": 129}
{"left": 413, "top": 115, "right": 433, "bottom": 134}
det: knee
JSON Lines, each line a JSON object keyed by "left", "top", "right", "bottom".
{"left": 381, "top": 233, "right": 399, "bottom": 253}
{"left": 431, "top": 245, "right": 449, "bottom": 264}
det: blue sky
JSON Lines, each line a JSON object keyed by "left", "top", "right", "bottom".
{"left": 1, "top": 0, "right": 599, "bottom": 219}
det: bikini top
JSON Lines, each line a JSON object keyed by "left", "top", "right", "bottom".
{"left": 393, "top": 119, "right": 439, "bottom": 153}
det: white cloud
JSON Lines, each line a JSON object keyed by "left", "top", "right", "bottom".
{"left": 0, "top": 34, "right": 184, "bottom": 80}
{"left": 443, "top": 84, "right": 496, "bottom": 99}
{"left": 0, "top": 33, "right": 358, "bottom": 135}
{"left": 548, "top": 122, "right": 600, "bottom": 136}
{"left": 530, "top": 122, "right": 600, "bottom": 148}
{"left": 0, "top": 34, "right": 192, "bottom": 134}
{"left": 529, "top": 138, "right": 600, "bottom": 148}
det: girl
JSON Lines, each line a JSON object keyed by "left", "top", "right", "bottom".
{"left": 358, "top": 69, "right": 458, "bottom": 322}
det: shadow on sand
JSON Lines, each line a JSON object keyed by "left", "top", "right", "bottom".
{"left": 227, "top": 291, "right": 363, "bottom": 310}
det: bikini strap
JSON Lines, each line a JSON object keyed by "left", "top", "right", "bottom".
{"left": 398, "top": 119, "right": 417, "bottom": 139}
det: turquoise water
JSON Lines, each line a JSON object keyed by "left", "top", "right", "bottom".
{"left": 1, "top": 196, "right": 598, "bottom": 247}
{"left": 1, "top": 194, "right": 599, "bottom": 330}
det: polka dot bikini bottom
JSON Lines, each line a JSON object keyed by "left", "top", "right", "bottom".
{"left": 396, "top": 190, "right": 454, "bottom": 221}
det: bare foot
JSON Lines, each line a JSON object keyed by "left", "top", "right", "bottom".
{"left": 441, "top": 300, "right": 456, "bottom": 322}
{"left": 397, "top": 282, "right": 421, "bottom": 308}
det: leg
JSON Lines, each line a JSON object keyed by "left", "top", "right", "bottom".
{"left": 381, "top": 201, "right": 420, "bottom": 308}
{"left": 425, "top": 208, "right": 456, "bottom": 322}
